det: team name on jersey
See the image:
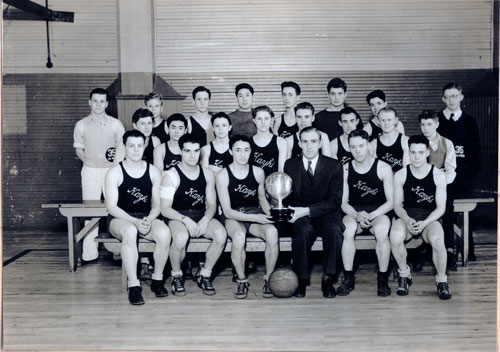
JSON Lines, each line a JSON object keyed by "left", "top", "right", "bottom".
{"left": 411, "top": 186, "right": 434, "bottom": 203}
{"left": 213, "top": 159, "right": 224, "bottom": 168}
{"left": 127, "top": 187, "right": 149, "bottom": 204}
{"left": 234, "top": 184, "right": 257, "bottom": 198}
{"left": 382, "top": 153, "right": 403, "bottom": 168}
{"left": 352, "top": 180, "right": 380, "bottom": 197}
{"left": 341, "top": 156, "right": 352, "bottom": 165}
{"left": 185, "top": 187, "right": 205, "bottom": 206}
{"left": 253, "top": 152, "right": 275, "bottom": 169}
{"left": 280, "top": 131, "right": 292, "bottom": 139}
{"left": 165, "top": 159, "right": 180, "bottom": 169}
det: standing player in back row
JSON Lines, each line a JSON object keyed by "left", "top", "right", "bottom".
{"left": 339, "top": 129, "right": 394, "bottom": 297}
{"left": 188, "top": 86, "right": 214, "bottom": 147}
{"left": 390, "top": 135, "right": 452, "bottom": 300}
{"left": 370, "top": 106, "right": 409, "bottom": 172}
{"left": 228, "top": 83, "right": 257, "bottom": 137}
{"left": 273, "top": 81, "right": 300, "bottom": 139}
{"left": 145, "top": 92, "right": 169, "bottom": 144}
{"left": 250, "top": 105, "right": 288, "bottom": 176}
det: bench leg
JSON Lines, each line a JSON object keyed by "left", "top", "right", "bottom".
{"left": 122, "top": 259, "right": 127, "bottom": 292}
{"left": 463, "top": 211, "right": 470, "bottom": 267}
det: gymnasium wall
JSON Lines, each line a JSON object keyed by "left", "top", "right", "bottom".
{"left": 2, "top": 0, "right": 497, "bottom": 230}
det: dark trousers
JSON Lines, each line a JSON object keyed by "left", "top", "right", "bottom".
{"left": 442, "top": 183, "right": 455, "bottom": 250}
{"left": 291, "top": 214, "right": 343, "bottom": 280}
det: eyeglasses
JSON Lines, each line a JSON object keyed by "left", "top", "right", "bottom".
{"left": 443, "top": 94, "right": 460, "bottom": 100}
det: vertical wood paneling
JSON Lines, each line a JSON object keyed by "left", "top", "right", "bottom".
{"left": 155, "top": 0, "right": 493, "bottom": 73}
{"left": 2, "top": 0, "right": 119, "bottom": 73}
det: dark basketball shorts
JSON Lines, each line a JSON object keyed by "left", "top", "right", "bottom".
{"left": 107, "top": 212, "right": 151, "bottom": 238}
{"left": 221, "top": 206, "right": 264, "bottom": 233}
{"left": 173, "top": 209, "right": 206, "bottom": 224}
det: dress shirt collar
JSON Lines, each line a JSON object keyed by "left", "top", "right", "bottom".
{"left": 302, "top": 154, "right": 319, "bottom": 175}
{"left": 443, "top": 108, "right": 462, "bottom": 121}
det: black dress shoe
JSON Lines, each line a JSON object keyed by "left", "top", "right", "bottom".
{"left": 151, "top": 280, "right": 169, "bottom": 298}
{"left": 293, "top": 280, "right": 307, "bottom": 298}
{"left": 321, "top": 277, "right": 336, "bottom": 298}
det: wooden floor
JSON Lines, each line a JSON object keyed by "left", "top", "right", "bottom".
{"left": 2, "top": 230, "right": 497, "bottom": 352}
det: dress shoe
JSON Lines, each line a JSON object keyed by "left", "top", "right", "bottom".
{"left": 293, "top": 280, "right": 307, "bottom": 298}
{"left": 321, "top": 277, "right": 336, "bottom": 298}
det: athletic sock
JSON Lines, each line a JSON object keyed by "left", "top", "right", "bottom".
{"left": 398, "top": 265, "right": 411, "bottom": 278}
{"left": 200, "top": 267, "right": 211, "bottom": 278}
{"left": 151, "top": 273, "right": 163, "bottom": 281}
{"left": 171, "top": 270, "right": 183, "bottom": 278}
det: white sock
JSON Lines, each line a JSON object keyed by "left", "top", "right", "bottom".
{"left": 127, "top": 279, "right": 140, "bottom": 288}
{"left": 398, "top": 265, "right": 411, "bottom": 278}
{"left": 435, "top": 275, "right": 447, "bottom": 284}
{"left": 200, "top": 267, "right": 211, "bottom": 278}
{"left": 171, "top": 270, "right": 183, "bottom": 278}
{"left": 152, "top": 273, "right": 163, "bottom": 281}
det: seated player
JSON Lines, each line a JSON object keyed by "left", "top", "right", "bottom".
{"left": 160, "top": 134, "right": 227, "bottom": 296}
{"left": 273, "top": 81, "right": 300, "bottom": 138}
{"left": 370, "top": 106, "right": 409, "bottom": 172}
{"left": 153, "top": 113, "right": 187, "bottom": 171}
{"left": 363, "top": 90, "right": 405, "bottom": 139}
{"left": 329, "top": 106, "right": 360, "bottom": 165}
{"left": 250, "top": 105, "right": 288, "bottom": 176}
{"left": 105, "top": 130, "right": 171, "bottom": 305}
{"left": 285, "top": 102, "right": 331, "bottom": 159}
{"left": 419, "top": 109, "right": 457, "bottom": 270}
{"left": 216, "top": 135, "right": 279, "bottom": 299}
{"left": 284, "top": 127, "right": 344, "bottom": 298}
{"left": 339, "top": 129, "right": 393, "bottom": 297}
{"left": 145, "top": 92, "right": 169, "bottom": 144}
{"left": 390, "top": 135, "right": 452, "bottom": 300}
{"left": 201, "top": 112, "right": 233, "bottom": 173}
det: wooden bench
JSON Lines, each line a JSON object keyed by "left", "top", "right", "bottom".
{"left": 42, "top": 196, "right": 495, "bottom": 272}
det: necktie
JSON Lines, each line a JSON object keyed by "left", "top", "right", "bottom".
{"left": 450, "top": 113, "right": 454, "bottom": 121}
{"left": 307, "top": 160, "right": 314, "bottom": 179}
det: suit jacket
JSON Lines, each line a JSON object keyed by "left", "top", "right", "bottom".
{"left": 283, "top": 154, "right": 343, "bottom": 219}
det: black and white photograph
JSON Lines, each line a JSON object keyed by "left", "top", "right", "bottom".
{"left": 2, "top": 0, "right": 498, "bottom": 351}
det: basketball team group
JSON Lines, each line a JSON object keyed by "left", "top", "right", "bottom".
{"left": 73, "top": 78, "right": 480, "bottom": 305}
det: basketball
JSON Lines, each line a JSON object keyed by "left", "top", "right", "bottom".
{"left": 268, "top": 268, "right": 299, "bottom": 298}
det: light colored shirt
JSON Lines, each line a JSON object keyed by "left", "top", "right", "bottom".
{"left": 302, "top": 154, "right": 319, "bottom": 175}
{"left": 428, "top": 133, "right": 457, "bottom": 184}
{"left": 73, "top": 114, "right": 125, "bottom": 168}
{"left": 443, "top": 108, "right": 462, "bottom": 121}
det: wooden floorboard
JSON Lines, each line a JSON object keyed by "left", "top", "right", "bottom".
{"left": 2, "top": 230, "right": 497, "bottom": 352}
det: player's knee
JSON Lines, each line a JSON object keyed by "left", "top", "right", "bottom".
{"left": 120, "top": 225, "right": 138, "bottom": 245}
{"left": 212, "top": 228, "right": 227, "bottom": 247}
{"left": 373, "top": 223, "right": 390, "bottom": 240}
{"left": 428, "top": 233, "right": 445, "bottom": 250}
{"left": 172, "top": 231, "right": 189, "bottom": 248}
{"left": 231, "top": 232, "right": 246, "bottom": 250}
{"left": 155, "top": 230, "right": 171, "bottom": 248}
{"left": 389, "top": 228, "right": 405, "bottom": 246}
{"left": 265, "top": 227, "right": 279, "bottom": 245}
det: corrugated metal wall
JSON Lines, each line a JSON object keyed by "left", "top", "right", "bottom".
{"left": 2, "top": 0, "right": 119, "bottom": 73}
{"left": 155, "top": 0, "right": 493, "bottom": 73}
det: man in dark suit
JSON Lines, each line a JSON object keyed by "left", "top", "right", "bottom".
{"left": 284, "top": 126, "right": 344, "bottom": 298}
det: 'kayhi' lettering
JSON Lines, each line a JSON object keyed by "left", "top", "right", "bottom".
{"left": 185, "top": 187, "right": 205, "bottom": 206}
{"left": 165, "top": 159, "right": 180, "bottom": 169}
{"left": 234, "top": 184, "right": 257, "bottom": 198}
{"left": 127, "top": 187, "right": 149, "bottom": 204}
{"left": 411, "top": 186, "right": 434, "bottom": 203}
{"left": 213, "top": 159, "right": 224, "bottom": 168}
{"left": 352, "top": 180, "right": 380, "bottom": 197}
{"left": 253, "top": 152, "right": 275, "bottom": 169}
{"left": 382, "top": 153, "right": 402, "bottom": 168}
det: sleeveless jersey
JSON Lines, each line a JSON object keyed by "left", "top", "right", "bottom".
{"left": 142, "top": 138, "right": 155, "bottom": 164}
{"left": 208, "top": 142, "right": 232, "bottom": 169}
{"left": 226, "top": 166, "right": 260, "bottom": 209}
{"left": 369, "top": 119, "right": 383, "bottom": 140}
{"left": 291, "top": 133, "right": 302, "bottom": 158}
{"left": 336, "top": 138, "right": 352, "bottom": 165}
{"left": 277, "top": 114, "right": 299, "bottom": 139}
{"left": 403, "top": 165, "right": 436, "bottom": 220}
{"left": 152, "top": 120, "right": 169, "bottom": 144}
{"left": 163, "top": 143, "right": 182, "bottom": 170}
{"left": 250, "top": 135, "right": 279, "bottom": 176}
{"left": 190, "top": 116, "right": 208, "bottom": 147}
{"left": 171, "top": 165, "right": 206, "bottom": 211}
{"left": 428, "top": 136, "right": 447, "bottom": 169}
{"left": 117, "top": 162, "right": 152, "bottom": 215}
{"left": 376, "top": 133, "right": 404, "bottom": 172}
{"left": 348, "top": 159, "right": 386, "bottom": 208}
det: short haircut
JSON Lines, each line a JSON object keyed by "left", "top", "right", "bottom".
{"left": 348, "top": 129, "right": 370, "bottom": 142}
{"left": 327, "top": 78, "right": 347, "bottom": 93}
{"left": 229, "top": 134, "right": 252, "bottom": 149}
{"left": 408, "top": 134, "right": 429, "bottom": 149}
{"left": 340, "top": 106, "right": 361, "bottom": 121}
{"left": 235, "top": 83, "right": 254, "bottom": 96}
{"left": 417, "top": 109, "right": 438, "bottom": 122}
{"left": 166, "top": 113, "right": 188, "bottom": 128}
{"left": 132, "top": 108, "right": 154, "bottom": 124}
{"left": 122, "top": 129, "right": 146, "bottom": 144}
{"left": 192, "top": 86, "right": 211, "bottom": 100}
{"left": 144, "top": 92, "right": 162, "bottom": 104}
{"left": 211, "top": 112, "right": 232, "bottom": 125}
{"left": 178, "top": 133, "right": 201, "bottom": 150}
{"left": 281, "top": 81, "right": 301, "bottom": 95}
{"left": 299, "top": 126, "right": 321, "bottom": 140}
{"left": 89, "top": 88, "right": 108, "bottom": 101}
{"left": 252, "top": 105, "right": 274, "bottom": 119}
{"left": 366, "top": 89, "right": 386, "bottom": 103}
{"left": 294, "top": 102, "right": 315, "bottom": 115}
{"left": 378, "top": 106, "right": 398, "bottom": 118}
{"left": 442, "top": 82, "right": 462, "bottom": 94}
